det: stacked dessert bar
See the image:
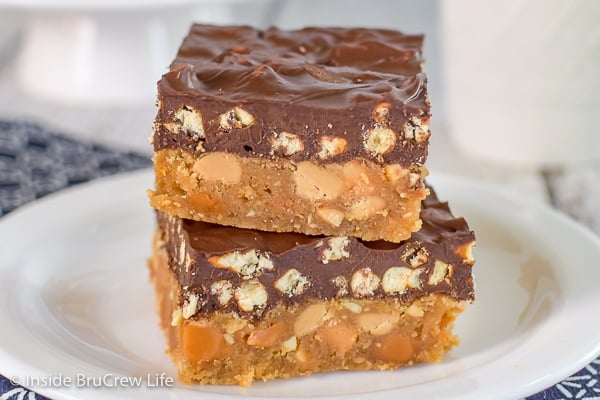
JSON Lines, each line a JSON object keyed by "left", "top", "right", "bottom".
{"left": 148, "top": 25, "right": 475, "bottom": 386}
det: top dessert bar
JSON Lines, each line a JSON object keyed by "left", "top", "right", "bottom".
{"left": 150, "top": 25, "right": 432, "bottom": 242}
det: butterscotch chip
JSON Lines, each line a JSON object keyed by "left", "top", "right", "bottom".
{"left": 374, "top": 334, "right": 414, "bottom": 363}
{"left": 181, "top": 320, "right": 228, "bottom": 363}
{"left": 316, "top": 322, "right": 357, "bottom": 355}
{"left": 187, "top": 192, "right": 217, "bottom": 213}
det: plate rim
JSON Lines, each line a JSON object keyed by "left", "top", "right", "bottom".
{"left": 0, "top": 169, "right": 599, "bottom": 400}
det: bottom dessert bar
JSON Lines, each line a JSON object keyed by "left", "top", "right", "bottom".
{"left": 148, "top": 188, "right": 475, "bottom": 386}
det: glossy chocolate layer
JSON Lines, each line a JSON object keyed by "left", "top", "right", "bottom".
{"left": 157, "top": 187, "right": 475, "bottom": 319}
{"left": 153, "top": 25, "right": 430, "bottom": 166}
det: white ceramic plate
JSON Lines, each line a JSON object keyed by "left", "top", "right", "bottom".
{"left": 1, "top": 170, "right": 599, "bottom": 400}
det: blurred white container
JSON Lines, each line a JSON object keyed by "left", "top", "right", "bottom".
{"left": 0, "top": 11, "right": 23, "bottom": 60}
{"left": 442, "top": 0, "right": 600, "bottom": 167}
{"left": 15, "top": 7, "right": 193, "bottom": 106}
{"left": 6, "top": 0, "right": 271, "bottom": 106}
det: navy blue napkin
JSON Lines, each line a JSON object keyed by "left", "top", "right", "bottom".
{"left": 0, "top": 120, "right": 150, "bottom": 216}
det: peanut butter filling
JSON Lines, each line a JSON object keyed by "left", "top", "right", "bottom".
{"left": 149, "top": 148, "right": 427, "bottom": 242}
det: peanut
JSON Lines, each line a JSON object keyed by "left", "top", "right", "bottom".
{"left": 192, "top": 152, "right": 242, "bottom": 184}
{"left": 247, "top": 322, "right": 287, "bottom": 348}
{"left": 294, "top": 162, "right": 343, "bottom": 201}
{"left": 294, "top": 303, "right": 328, "bottom": 337}
{"left": 346, "top": 196, "right": 387, "bottom": 221}
{"left": 316, "top": 207, "right": 345, "bottom": 227}
{"left": 342, "top": 161, "right": 371, "bottom": 187}
{"left": 341, "top": 301, "right": 363, "bottom": 314}
{"left": 357, "top": 313, "right": 399, "bottom": 336}
{"left": 281, "top": 336, "right": 298, "bottom": 353}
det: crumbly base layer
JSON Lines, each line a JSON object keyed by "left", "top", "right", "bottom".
{"left": 149, "top": 149, "right": 427, "bottom": 242}
{"left": 149, "top": 233, "right": 464, "bottom": 386}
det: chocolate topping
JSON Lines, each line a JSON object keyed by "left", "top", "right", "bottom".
{"left": 157, "top": 186, "right": 475, "bottom": 320}
{"left": 153, "top": 25, "right": 430, "bottom": 166}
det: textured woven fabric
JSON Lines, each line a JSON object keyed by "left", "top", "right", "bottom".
{"left": 0, "top": 120, "right": 150, "bottom": 216}
{"left": 0, "top": 120, "right": 598, "bottom": 400}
